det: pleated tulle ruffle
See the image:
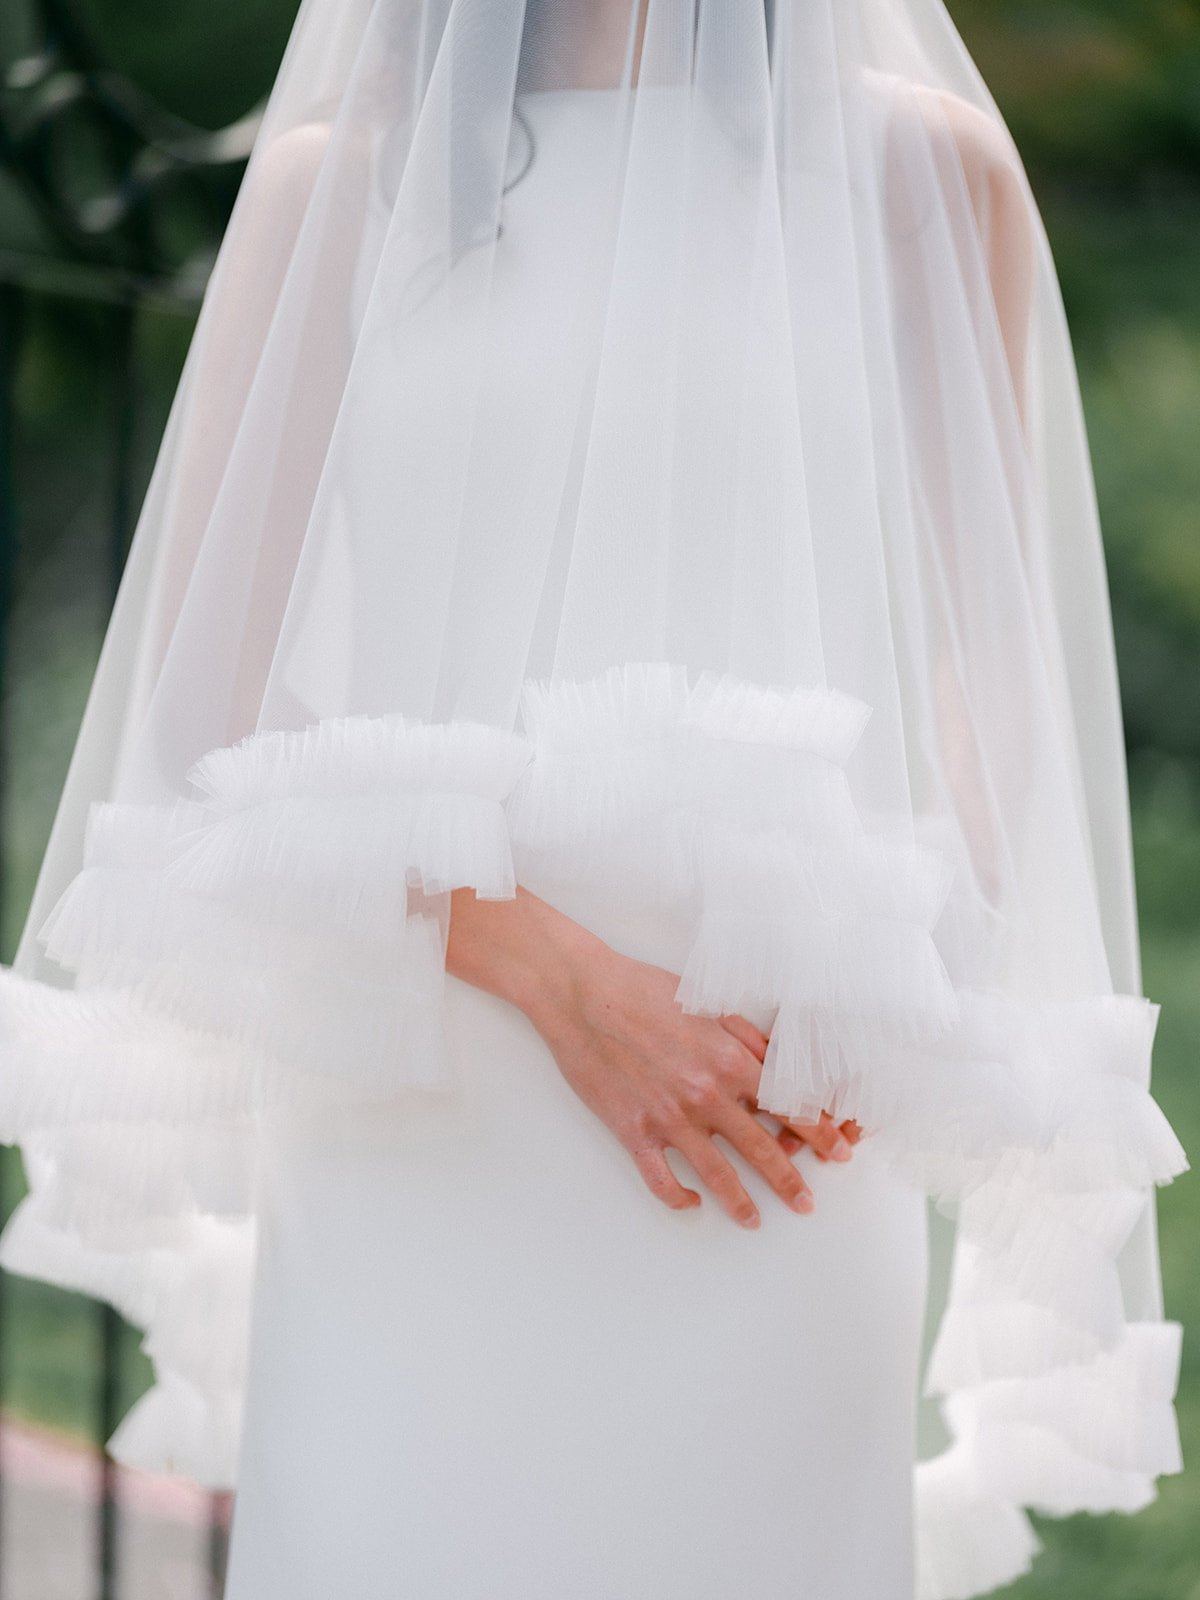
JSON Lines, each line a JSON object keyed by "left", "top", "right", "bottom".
{"left": 0, "top": 661, "right": 1186, "bottom": 1600}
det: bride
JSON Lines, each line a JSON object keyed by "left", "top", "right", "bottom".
{"left": 0, "top": 1, "right": 1186, "bottom": 1596}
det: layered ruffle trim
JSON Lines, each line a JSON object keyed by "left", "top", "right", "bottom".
{"left": 0, "top": 660, "right": 1186, "bottom": 1600}
{"left": 909, "top": 1000, "right": 1185, "bottom": 1596}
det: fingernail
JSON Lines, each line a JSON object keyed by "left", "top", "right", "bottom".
{"left": 790, "top": 1190, "right": 814, "bottom": 1213}
{"left": 740, "top": 1209, "right": 761, "bottom": 1229}
{"left": 830, "top": 1137, "right": 852, "bottom": 1162}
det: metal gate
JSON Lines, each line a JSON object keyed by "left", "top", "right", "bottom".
{"left": 0, "top": 3, "right": 261, "bottom": 1593}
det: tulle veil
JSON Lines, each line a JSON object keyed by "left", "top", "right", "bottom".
{"left": 0, "top": 1, "right": 1185, "bottom": 1595}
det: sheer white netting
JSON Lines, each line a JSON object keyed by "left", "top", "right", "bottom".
{"left": 0, "top": 0, "right": 1185, "bottom": 1593}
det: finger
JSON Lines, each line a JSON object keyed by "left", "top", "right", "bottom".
{"left": 782, "top": 1111, "right": 853, "bottom": 1163}
{"left": 716, "top": 1107, "right": 814, "bottom": 1216}
{"left": 778, "top": 1117, "right": 829, "bottom": 1157}
{"left": 775, "top": 1124, "right": 806, "bottom": 1158}
{"left": 816, "top": 1110, "right": 855, "bottom": 1161}
{"left": 629, "top": 1141, "right": 701, "bottom": 1212}
{"left": 673, "top": 1129, "right": 762, "bottom": 1229}
{"left": 757, "top": 1109, "right": 823, "bottom": 1158}
{"left": 703, "top": 1032, "right": 768, "bottom": 1107}
{"left": 840, "top": 1119, "right": 863, "bottom": 1145}
{"left": 718, "top": 1012, "right": 770, "bottom": 1064}
{"left": 735, "top": 1096, "right": 801, "bottom": 1154}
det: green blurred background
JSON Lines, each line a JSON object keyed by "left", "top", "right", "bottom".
{"left": 0, "top": 1, "right": 1196, "bottom": 1596}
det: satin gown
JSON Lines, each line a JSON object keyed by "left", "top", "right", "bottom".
{"left": 222, "top": 90, "right": 931, "bottom": 1600}
{"left": 223, "top": 892, "right": 929, "bottom": 1600}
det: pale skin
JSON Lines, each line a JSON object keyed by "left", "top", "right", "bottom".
{"left": 535, "top": 0, "right": 650, "bottom": 90}
{"left": 445, "top": 885, "right": 861, "bottom": 1230}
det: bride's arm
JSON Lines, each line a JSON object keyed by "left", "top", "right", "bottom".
{"left": 881, "top": 81, "right": 1039, "bottom": 907}
{"left": 445, "top": 885, "right": 858, "bottom": 1227}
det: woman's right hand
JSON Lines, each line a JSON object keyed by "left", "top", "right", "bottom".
{"left": 446, "top": 885, "right": 860, "bottom": 1229}
{"left": 530, "top": 940, "right": 859, "bottom": 1228}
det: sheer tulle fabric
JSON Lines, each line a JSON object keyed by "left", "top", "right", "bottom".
{"left": 0, "top": 2, "right": 1185, "bottom": 1595}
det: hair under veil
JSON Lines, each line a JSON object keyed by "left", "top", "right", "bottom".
{"left": 0, "top": 2, "right": 1185, "bottom": 1596}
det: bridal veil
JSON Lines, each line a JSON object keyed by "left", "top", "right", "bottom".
{"left": 0, "top": 1, "right": 1186, "bottom": 1595}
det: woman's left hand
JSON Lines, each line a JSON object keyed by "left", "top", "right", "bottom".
{"left": 715, "top": 1011, "right": 863, "bottom": 1161}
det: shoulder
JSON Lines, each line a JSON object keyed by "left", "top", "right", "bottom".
{"left": 251, "top": 119, "right": 334, "bottom": 214}
{"left": 863, "top": 68, "right": 1032, "bottom": 245}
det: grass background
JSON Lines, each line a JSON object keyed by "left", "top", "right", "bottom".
{"left": 0, "top": 2, "right": 1197, "bottom": 1594}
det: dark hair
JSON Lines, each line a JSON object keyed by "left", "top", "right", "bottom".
{"left": 422, "top": 0, "right": 776, "bottom": 297}
{"left": 503, "top": 0, "right": 778, "bottom": 206}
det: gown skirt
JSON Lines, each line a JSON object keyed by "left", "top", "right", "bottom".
{"left": 222, "top": 888, "right": 931, "bottom": 1600}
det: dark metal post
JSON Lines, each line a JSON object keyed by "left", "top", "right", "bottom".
{"left": 96, "top": 1298, "right": 122, "bottom": 1600}
{"left": 209, "top": 1491, "right": 233, "bottom": 1598}
{"left": 94, "top": 296, "right": 139, "bottom": 1600}
{"left": 1, "top": 8, "right": 263, "bottom": 1597}
{"left": 0, "top": 279, "right": 24, "bottom": 1600}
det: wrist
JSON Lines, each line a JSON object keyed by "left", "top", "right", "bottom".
{"left": 446, "top": 884, "right": 613, "bottom": 1038}
{"left": 509, "top": 902, "right": 612, "bottom": 1042}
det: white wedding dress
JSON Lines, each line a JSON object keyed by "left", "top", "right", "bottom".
{"left": 224, "top": 893, "right": 929, "bottom": 1600}
{"left": 221, "top": 94, "right": 931, "bottom": 1595}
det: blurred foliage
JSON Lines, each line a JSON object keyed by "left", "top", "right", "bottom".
{"left": 12, "top": 0, "right": 298, "bottom": 131}
{"left": 1057, "top": 195, "right": 1200, "bottom": 769}
{"left": 949, "top": 0, "right": 1200, "bottom": 184}
{"left": 0, "top": 4, "right": 1197, "bottom": 1599}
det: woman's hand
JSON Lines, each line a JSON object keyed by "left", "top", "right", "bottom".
{"left": 532, "top": 946, "right": 860, "bottom": 1227}
{"left": 446, "top": 886, "right": 860, "bottom": 1228}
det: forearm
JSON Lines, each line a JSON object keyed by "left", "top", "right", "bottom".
{"left": 445, "top": 885, "right": 610, "bottom": 1036}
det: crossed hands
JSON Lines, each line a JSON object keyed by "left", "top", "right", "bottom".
{"left": 445, "top": 885, "right": 862, "bottom": 1229}
{"left": 533, "top": 946, "right": 862, "bottom": 1229}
